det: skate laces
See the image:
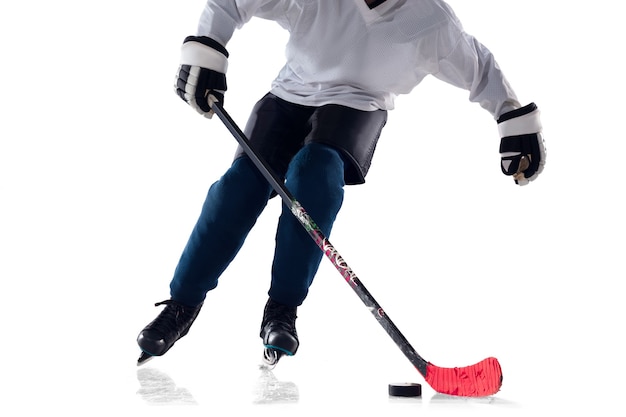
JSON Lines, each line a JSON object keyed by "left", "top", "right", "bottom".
{"left": 264, "top": 300, "right": 297, "bottom": 332}
{"left": 151, "top": 300, "right": 195, "bottom": 336}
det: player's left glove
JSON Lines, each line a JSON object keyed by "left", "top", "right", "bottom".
{"left": 497, "top": 103, "right": 546, "bottom": 185}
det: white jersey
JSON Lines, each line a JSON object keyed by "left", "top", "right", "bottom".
{"left": 197, "top": 0, "right": 520, "bottom": 117}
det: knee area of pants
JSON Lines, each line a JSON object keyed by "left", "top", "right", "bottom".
{"left": 221, "top": 157, "right": 272, "bottom": 194}
{"left": 289, "top": 144, "right": 345, "bottom": 180}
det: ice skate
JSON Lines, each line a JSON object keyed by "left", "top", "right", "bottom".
{"left": 136, "top": 299, "right": 202, "bottom": 365}
{"left": 260, "top": 298, "right": 299, "bottom": 368}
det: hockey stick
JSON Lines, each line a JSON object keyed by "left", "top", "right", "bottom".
{"left": 212, "top": 102, "right": 502, "bottom": 397}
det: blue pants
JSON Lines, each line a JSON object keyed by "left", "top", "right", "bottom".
{"left": 169, "top": 143, "right": 345, "bottom": 307}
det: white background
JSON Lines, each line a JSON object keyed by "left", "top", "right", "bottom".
{"left": 1, "top": 1, "right": 624, "bottom": 416}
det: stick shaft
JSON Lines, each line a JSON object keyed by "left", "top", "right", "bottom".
{"left": 212, "top": 103, "right": 429, "bottom": 375}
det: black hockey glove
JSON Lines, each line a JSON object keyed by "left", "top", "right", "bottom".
{"left": 497, "top": 103, "right": 546, "bottom": 185}
{"left": 175, "top": 36, "right": 229, "bottom": 118}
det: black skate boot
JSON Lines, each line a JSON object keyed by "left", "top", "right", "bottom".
{"left": 260, "top": 298, "right": 299, "bottom": 368}
{"left": 136, "top": 299, "right": 202, "bottom": 365}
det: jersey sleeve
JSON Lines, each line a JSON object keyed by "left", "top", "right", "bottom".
{"left": 197, "top": 0, "right": 290, "bottom": 46}
{"left": 429, "top": 10, "right": 521, "bottom": 118}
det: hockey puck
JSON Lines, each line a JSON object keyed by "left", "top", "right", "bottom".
{"left": 388, "top": 382, "right": 422, "bottom": 397}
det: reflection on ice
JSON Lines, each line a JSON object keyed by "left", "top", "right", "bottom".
{"left": 253, "top": 368, "right": 299, "bottom": 404}
{"left": 136, "top": 367, "right": 197, "bottom": 405}
{"left": 429, "top": 393, "right": 519, "bottom": 407}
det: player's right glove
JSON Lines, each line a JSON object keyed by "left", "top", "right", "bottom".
{"left": 175, "top": 36, "right": 229, "bottom": 118}
{"left": 497, "top": 102, "right": 546, "bottom": 185}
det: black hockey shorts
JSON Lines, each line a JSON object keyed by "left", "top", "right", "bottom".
{"left": 234, "top": 92, "right": 388, "bottom": 185}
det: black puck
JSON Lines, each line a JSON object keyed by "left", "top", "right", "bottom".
{"left": 389, "top": 382, "right": 422, "bottom": 397}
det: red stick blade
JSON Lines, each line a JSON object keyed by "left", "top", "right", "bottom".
{"left": 424, "top": 357, "right": 502, "bottom": 397}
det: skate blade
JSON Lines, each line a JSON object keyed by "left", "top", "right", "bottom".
{"left": 137, "top": 351, "right": 154, "bottom": 366}
{"left": 260, "top": 348, "right": 282, "bottom": 370}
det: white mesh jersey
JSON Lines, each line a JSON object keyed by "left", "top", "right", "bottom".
{"left": 197, "top": 0, "right": 520, "bottom": 117}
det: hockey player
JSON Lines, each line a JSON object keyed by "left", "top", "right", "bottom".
{"left": 137, "top": 0, "right": 546, "bottom": 365}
